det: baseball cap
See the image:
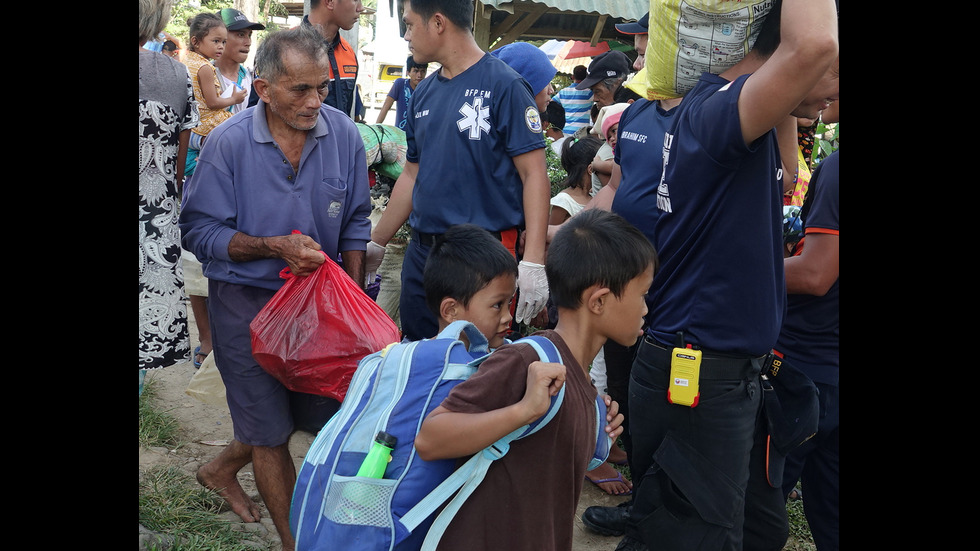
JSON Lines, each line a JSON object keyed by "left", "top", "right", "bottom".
{"left": 220, "top": 8, "right": 266, "bottom": 31}
{"left": 575, "top": 50, "right": 631, "bottom": 90}
{"left": 615, "top": 12, "right": 649, "bottom": 35}
{"left": 760, "top": 356, "right": 820, "bottom": 488}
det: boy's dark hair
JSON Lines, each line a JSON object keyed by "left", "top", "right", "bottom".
{"left": 423, "top": 224, "right": 518, "bottom": 317}
{"left": 407, "top": 0, "right": 472, "bottom": 32}
{"left": 406, "top": 55, "right": 428, "bottom": 71}
{"left": 546, "top": 101, "right": 566, "bottom": 130}
{"left": 572, "top": 65, "right": 588, "bottom": 82}
{"left": 547, "top": 210, "right": 658, "bottom": 309}
{"left": 560, "top": 136, "right": 602, "bottom": 191}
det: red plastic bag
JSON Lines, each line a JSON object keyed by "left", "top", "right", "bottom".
{"left": 250, "top": 253, "right": 401, "bottom": 402}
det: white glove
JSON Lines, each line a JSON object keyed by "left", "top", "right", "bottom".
{"left": 364, "top": 240, "right": 386, "bottom": 287}
{"left": 516, "top": 260, "right": 549, "bottom": 324}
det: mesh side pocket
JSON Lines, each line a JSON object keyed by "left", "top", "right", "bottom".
{"left": 324, "top": 475, "right": 397, "bottom": 528}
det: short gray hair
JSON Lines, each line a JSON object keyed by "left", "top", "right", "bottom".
{"left": 139, "top": 0, "right": 174, "bottom": 45}
{"left": 598, "top": 76, "right": 625, "bottom": 91}
{"left": 254, "top": 25, "right": 328, "bottom": 83}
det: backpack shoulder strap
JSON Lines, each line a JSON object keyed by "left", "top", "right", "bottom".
{"left": 409, "top": 336, "right": 564, "bottom": 550}
{"left": 437, "top": 319, "right": 490, "bottom": 355}
{"left": 503, "top": 335, "right": 564, "bottom": 438}
{"left": 589, "top": 396, "right": 611, "bottom": 470}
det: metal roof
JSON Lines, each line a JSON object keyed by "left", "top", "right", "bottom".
{"left": 477, "top": 0, "right": 644, "bottom": 50}
{"left": 281, "top": 1, "right": 646, "bottom": 49}
{"left": 281, "top": 1, "right": 646, "bottom": 23}
{"left": 283, "top": 0, "right": 646, "bottom": 21}
{"left": 479, "top": 0, "right": 646, "bottom": 21}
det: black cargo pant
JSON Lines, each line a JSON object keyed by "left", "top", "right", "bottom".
{"left": 626, "top": 336, "right": 762, "bottom": 550}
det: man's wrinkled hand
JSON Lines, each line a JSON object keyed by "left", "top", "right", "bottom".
{"left": 277, "top": 233, "right": 323, "bottom": 277}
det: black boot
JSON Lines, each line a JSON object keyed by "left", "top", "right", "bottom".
{"left": 581, "top": 500, "right": 631, "bottom": 537}
{"left": 614, "top": 535, "right": 650, "bottom": 551}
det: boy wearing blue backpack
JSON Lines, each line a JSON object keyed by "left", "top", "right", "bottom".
{"left": 415, "top": 210, "right": 657, "bottom": 550}
{"left": 422, "top": 224, "right": 521, "bottom": 351}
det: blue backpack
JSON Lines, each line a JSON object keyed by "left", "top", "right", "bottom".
{"left": 290, "top": 321, "right": 610, "bottom": 551}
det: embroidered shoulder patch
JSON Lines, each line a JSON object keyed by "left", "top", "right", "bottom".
{"left": 525, "top": 107, "right": 542, "bottom": 133}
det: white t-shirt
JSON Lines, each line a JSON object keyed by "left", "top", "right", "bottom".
{"left": 551, "top": 135, "right": 568, "bottom": 157}
{"left": 550, "top": 190, "right": 586, "bottom": 220}
{"left": 218, "top": 66, "right": 253, "bottom": 114}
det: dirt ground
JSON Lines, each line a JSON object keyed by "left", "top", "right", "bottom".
{"left": 139, "top": 313, "right": 631, "bottom": 551}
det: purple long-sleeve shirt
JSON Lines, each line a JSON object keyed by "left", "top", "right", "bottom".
{"left": 180, "top": 102, "right": 372, "bottom": 291}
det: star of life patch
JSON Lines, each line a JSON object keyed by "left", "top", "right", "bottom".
{"left": 458, "top": 97, "right": 491, "bottom": 140}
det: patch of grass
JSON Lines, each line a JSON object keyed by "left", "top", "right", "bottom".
{"left": 139, "top": 378, "right": 182, "bottom": 449}
{"left": 139, "top": 465, "right": 253, "bottom": 551}
{"left": 783, "top": 484, "right": 815, "bottom": 551}
{"left": 614, "top": 461, "right": 631, "bottom": 482}
{"left": 140, "top": 382, "right": 257, "bottom": 550}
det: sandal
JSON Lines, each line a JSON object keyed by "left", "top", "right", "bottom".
{"left": 193, "top": 346, "right": 206, "bottom": 369}
{"left": 585, "top": 463, "right": 632, "bottom": 495}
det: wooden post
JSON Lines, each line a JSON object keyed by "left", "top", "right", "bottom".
{"left": 490, "top": 3, "right": 548, "bottom": 50}
{"left": 473, "top": 1, "right": 491, "bottom": 50}
{"left": 590, "top": 14, "right": 607, "bottom": 46}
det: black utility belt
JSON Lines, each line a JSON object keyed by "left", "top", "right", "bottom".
{"left": 640, "top": 334, "right": 763, "bottom": 380}
{"left": 412, "top": 229, "right": 503, "bottom": 248}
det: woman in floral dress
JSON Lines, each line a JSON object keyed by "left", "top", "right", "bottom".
{"left": 139, "top": 0, "right": 199, "bottom": 390}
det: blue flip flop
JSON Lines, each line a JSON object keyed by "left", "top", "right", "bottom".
{"left": 193, "top": 346, "right": 203, "bottom": 368}
{"left": 585, "top": 471, "right": 632, "bottom": 496}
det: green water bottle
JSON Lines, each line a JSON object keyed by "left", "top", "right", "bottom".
{"left": 335, "top": 431, "right": 398, "bottom": 524}
{"left": 357, "top": 431, "right": 397, "bottom": 478}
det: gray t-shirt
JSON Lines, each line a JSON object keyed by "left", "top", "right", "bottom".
{"left": 139, "top": 50, "right": 196, "bottom": 121}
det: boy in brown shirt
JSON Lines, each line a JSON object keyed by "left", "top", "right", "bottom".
{"left": 415, "top": 211, "right": 658, "bottom": 549}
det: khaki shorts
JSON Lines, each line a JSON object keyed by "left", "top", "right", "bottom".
{"left": 181, "top": 249, "right": 208, "bottom": 297}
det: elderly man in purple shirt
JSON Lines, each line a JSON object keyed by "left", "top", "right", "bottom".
{"left": 179, "top": 25, "right": 371, "bottom": 551}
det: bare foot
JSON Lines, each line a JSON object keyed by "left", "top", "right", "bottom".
{"left": 585, "top": 462, "right": 632, "bottom": 496}
{"left": 197, "top": 463, "right": 262, "bottom": 522}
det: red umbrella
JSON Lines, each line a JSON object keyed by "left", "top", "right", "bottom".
{"left": 564, "top": 40, "right": 610, "bottom": 59}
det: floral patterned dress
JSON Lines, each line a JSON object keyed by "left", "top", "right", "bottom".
{"left": 139, "top": 50, "right": 199, "bottom": 370}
